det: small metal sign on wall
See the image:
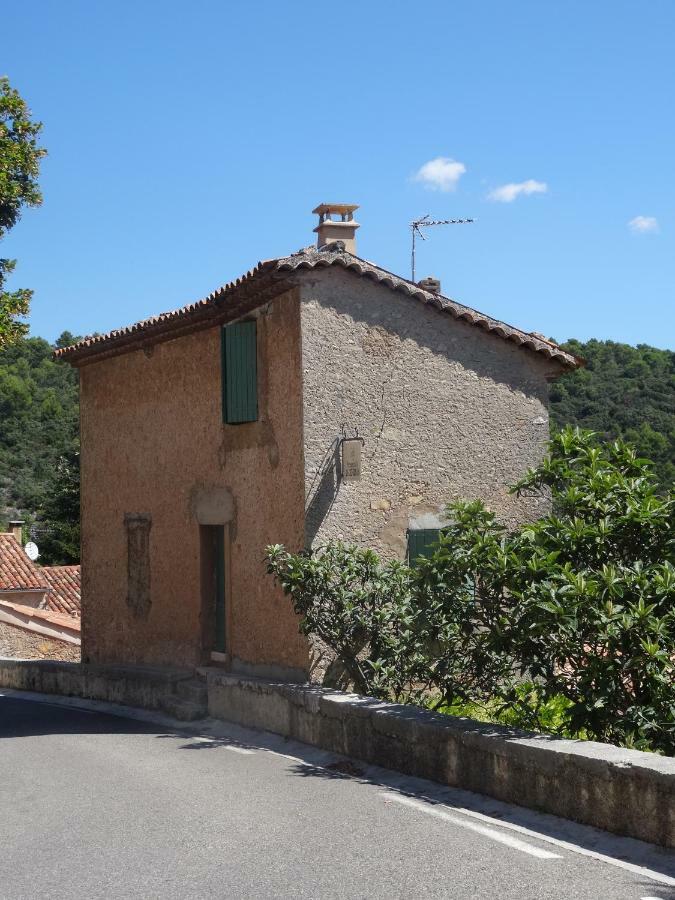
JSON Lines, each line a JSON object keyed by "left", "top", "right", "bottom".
{"left": 341, "top": 429, "right": 364, "bottom": 481}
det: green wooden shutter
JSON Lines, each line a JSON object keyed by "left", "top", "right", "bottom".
{"left": 222, "top": 320, "right": 258, "bottom": 424}
{"left": 407, "top": 528, "right": 441, "bottom": 566}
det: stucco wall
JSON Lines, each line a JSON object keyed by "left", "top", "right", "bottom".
{"left": 79, "top": 289, "right": 309, "bottom": 674}
{"left": 300, "top": 268, "right": 561, "bottom": 558}
{"left": 0, "top": 621, "right": 80, "bottom": 662}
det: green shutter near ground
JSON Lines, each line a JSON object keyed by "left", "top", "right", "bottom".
{"left": 407, "top": 528, "right": 441, "bottom": 566}
{"left": 222, "top": 320, "right": 258, "bottom": 424}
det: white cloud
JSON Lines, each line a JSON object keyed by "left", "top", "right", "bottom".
{"left": 488, "top": 179, "right": 548, "bottom": 203}
{"left": 628, "top": 215, "right": 659, "bottom": 234}
{"left": 413, "top": 157, "right": 466, "bottom": 192}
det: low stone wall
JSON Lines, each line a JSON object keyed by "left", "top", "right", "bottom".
{"left": 204, "top": 671, "right": 675, "bottom": 849}
{"left": 0, "top": 621, "right": 80, "bottom": 662}
{"left": 0, "top": 658, "right": 193, "bottom": 711}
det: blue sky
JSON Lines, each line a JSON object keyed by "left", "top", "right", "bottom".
{"left": 3, "top": 1, "right": 674, "bottom": 348}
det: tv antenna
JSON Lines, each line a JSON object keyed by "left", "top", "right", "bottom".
{"left": 410, "top": 215, "right": 474, "bottom": 282}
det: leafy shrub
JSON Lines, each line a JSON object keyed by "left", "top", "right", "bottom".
{"left": 267, "top": 427, "right": 675, "bottom": 754}
{"left": 500, "top": 427, "right": 674, "bottom": 751}
{"left": 266, "top": 543, "right": 421, "bottom": 700}
{"left": 439, "top": 684, "right": 577, "bottom": 737}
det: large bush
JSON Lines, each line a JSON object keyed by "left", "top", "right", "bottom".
{"left": 267, "top": 428, "right": 675, "bottom": 754}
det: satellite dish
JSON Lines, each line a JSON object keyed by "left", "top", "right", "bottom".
{"left": 24, "top": 541, "right": 39, "bottom": 561}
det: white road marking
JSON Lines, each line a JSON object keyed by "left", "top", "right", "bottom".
{"left": 383, "top": 792, "right": 675, "bottom": 888}
{"left": 265, "top": 750, "right": 304, "bottom": 763}
{"left": 438, "top": 801, "right": 675, "bottom": 888}
{"left": 382, "top": 793, "right": 562, "bottom": 859}
{"left": 188, "top": 736, "right": 255, "bottom": 755}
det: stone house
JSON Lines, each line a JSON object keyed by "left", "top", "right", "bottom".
{"left": 56, "top": 204, "right": 579, "bottom": 680}
{"left": 0, "top": 524, "right": 81, "bottom": 660}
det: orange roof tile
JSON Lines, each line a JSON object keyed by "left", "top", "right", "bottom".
{"left": 0, "top": 534, "right": 47, "bottom": 592}
{"left": 42, "top": 566, "right": 81, "bottom": 618}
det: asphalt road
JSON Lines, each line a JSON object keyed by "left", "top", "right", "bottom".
{"left": 0, "top": 692, "right": 673, "bottom": 900}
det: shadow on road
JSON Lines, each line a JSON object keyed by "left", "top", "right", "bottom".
{"left": 0, "top": 694, "right": 160, "bottom": 738}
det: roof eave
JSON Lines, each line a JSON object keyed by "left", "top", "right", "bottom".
{"left": 55, "top": 262, "right": 293, "bottom": 367}
{"left": 54, "top": 250, "right": 580, "bottom": 371}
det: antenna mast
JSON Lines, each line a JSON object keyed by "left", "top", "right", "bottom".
{"left": 410, "top": 215, "right": 474, "bottom": 282}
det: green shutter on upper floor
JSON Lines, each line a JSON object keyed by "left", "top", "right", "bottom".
{"left": 221, "top": 320, "right": 258, "bottom": 424}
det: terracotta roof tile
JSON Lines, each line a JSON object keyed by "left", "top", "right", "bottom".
{"left": 0, "top": 534, "right": 47, "bottom": 592}
{"left": 54, "top": 248, "right": 581, "bottom": 370}
{"left": 42, "top": 566, "right": 81, "bottom": 618}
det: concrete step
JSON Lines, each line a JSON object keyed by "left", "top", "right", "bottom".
{"left": 159, "top": 694, "right": 207, "bottom": 722}
{"left": 176, "top": 678, "right": 208, "bottom": 704}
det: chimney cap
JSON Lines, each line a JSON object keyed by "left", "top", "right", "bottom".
{"left": 312, "top": 203, "right": 359, "bottom": 217}
{"left": 313, "top": 202, "right": 360, "bottom": 254}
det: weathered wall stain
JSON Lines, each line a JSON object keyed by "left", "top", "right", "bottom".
{"left": 124, "top": 513, "right": 152, "bottom": 619}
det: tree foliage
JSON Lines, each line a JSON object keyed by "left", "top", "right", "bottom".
{"left": 551, "top": 339, "right": 675, "bottom": 489}
{"left": 38, "top": 446, "right": 80, "bottom": 565}
{"left": 0, "top": 77, "right": 46, "bottom": 346}
{"left": 267, "top": 428, "right": 675, "bottom": 754}
{"left": 0, "top": 333, "right": 79, "bottom": 561}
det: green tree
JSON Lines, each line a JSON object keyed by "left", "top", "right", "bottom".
{"left": 422, "top": 430, "right": 675, "bottom": 752}
{"left": 0, "top": 77, "right": 46, "bottom": 346}
{"left": 0, "top": 332, "right": 79, "bottom": 520}
{"left": 500, "top": 428, "right": 675, "bottom": 750}
{"left": 550, "top": 340, "right": 675, "bottom": 489}
{"left": 38, "top": 445, "right": 80, "bottom": 565}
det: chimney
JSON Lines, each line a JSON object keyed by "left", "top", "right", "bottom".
{"left": 418, "top": 276, "right": 441, "bottom": 294}
{"left": 8, "top": 520, "right": 24, "bottom": 545}
{"left": 313, "top": 203, "right": 359, "bottom": 254}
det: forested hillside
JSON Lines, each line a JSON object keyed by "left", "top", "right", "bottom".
{"left": 0, "top": 335, "right": 673, "bottom": 566}
{"left": 0, "top": 332, "right": 79, "bottom": 561}
{"left": 550, "top": 340, "right": 675, "bottom": 488}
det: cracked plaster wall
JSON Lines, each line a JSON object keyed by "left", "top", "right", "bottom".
{"left": 300, "top": 267, "right": 561, "bottom": 559}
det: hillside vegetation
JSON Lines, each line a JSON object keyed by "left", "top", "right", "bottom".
{"left": 551, "top": 339, "right": 675, "bottom": 488}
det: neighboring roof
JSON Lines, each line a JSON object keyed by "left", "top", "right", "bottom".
{"left": 0, "top": 598, "right": 81, "bottom": 633}
{"left": 0, "top": 534, "right": 46, "bottom": 592}
{"left": 42, "top": 566, "right": 81, "bottom": 618}
{"left": 0, "top": 535, "right": 81, "bottom": 619}
{"left": 54, "top": 247, "right": 581, "bottom": 370}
